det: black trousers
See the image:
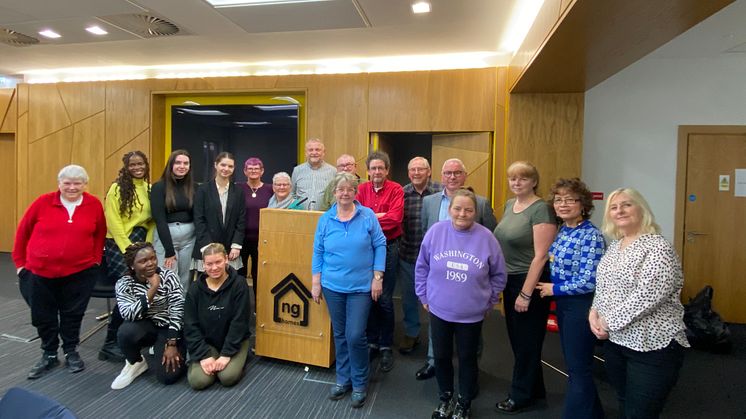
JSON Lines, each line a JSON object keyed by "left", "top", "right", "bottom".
{"left": 30, "top": 266, "right": 98, "bottom": 354}
{"left": 240, "top": 237, "right": 259, "bottom": 301}
{"left": 430, "top": 312, "right": 482, "bottom": 405}
{"left": 604, "top": 340, "right": 684, "bottom": 419}
{"left": 117, "top": 320, "right": 187, "bottom": 385}
{"left": 503, "top": 270, "right": 551, "bottom": 405}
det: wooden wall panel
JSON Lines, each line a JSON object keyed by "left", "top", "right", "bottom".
{"left": 507, "top": 0, "right": 563, "bottom": 91}
{"left": 0, "top": 88, "right": 16, "bottom": 133}
{"left": 16, "top": 113, "right": 28, "bottom": 217}
{"left": 494, "top": 67, "right": 508, "bottom": 215}
{"left": 28, "top": 84, "right": 71, "bottom": 142}
{"left": 0, "top": 134, "right": 16, "bottom": 251}
{"left": 58, "top": 82, "right": 105, "bottom": 123}
{"left": 369, "top": 69, "right": 496, "bottom": 132}
{"left": 105, "top": 80, "right": 152, "bottom": 158}
{"left": 27, "top": 127, "right": 74, "bottom": 200}
{"left": 18, "top": 84, "right": 28, "bottom": 115}
{"left": 507, "top": 93, "right": 584, "bottom": 198}
{"left": 72, "top": 113, "right": 106, "bottom": 198}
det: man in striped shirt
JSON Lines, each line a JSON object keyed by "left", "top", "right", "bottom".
{"left": 290, "top": 138, "right": 337, "bottom": 211}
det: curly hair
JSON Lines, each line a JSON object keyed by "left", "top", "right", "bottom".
{"left": 547, "top": 178, "right": 594, "bottom": 220}
{"left": 114, "top": 150, "right": 150, "bottom": 218}
{"left": 124, "top": 242, "right": 154, "bottom": 276}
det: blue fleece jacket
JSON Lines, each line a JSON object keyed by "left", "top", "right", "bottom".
{"left": 312, "top": 202, "right": 386, "bottom": 293}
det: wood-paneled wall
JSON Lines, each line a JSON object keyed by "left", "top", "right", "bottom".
{"left": 15, "top": 68, "right": 504, "bottom": 219}
{"left": 506, "top": 93, "right": 584, "bottom": 200}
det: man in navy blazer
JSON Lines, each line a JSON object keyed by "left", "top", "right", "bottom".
{"left": 415, "top": 157, "right": 497, "bottom": 381}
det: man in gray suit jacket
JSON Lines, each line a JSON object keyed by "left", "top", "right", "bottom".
{"left": 415, "top": 157, "right": 497, "bottom": 381}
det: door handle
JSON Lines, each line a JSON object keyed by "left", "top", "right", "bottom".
{"left": 686, "top": 231, "right": 709, "bottom": 242}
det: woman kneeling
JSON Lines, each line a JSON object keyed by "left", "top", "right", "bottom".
{"left": 112, "top": 242, "right": 186, "bottom": 389}
{"left": 184, "top": 243, "right": 252, "bottom": 390}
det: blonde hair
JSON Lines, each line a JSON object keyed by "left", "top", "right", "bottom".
{"left": 201, "top": 243, "right": 227, "bottom": 259}
{"left": 602, "top": 188, "right": 661, "bottom": 239}
{"left": 507, "top": 161, "right": 539, "bottom": 192}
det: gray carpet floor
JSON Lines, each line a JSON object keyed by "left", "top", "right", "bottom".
{"left": 0, "top": 253, "right": 743, "bottom": 418}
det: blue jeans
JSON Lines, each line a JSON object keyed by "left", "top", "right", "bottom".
{"left": 323, "top": 288, "right": 372, "bottom": 392}
{"left": 603, "top": 340, "right": 684, "bottom": 419}
{"left": 367, "top": 239, "right": 398, "bottom": 348}
{"left": 397, "top": 258, "right": 420, "bottom": 338}
{"left": 556, "top": 294, "right": 604, "bottom": 419}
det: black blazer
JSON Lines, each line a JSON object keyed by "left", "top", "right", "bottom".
{"left": 192, "top": 181, "right": 246, "bottom": 260}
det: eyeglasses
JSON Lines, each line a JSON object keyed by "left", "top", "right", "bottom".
{"left": 408, "top": 167, "right": 428, "bottom": 173}
{"left": 245, "top": 167, "right": 262, "bottom": 172}
{"left": 553, "top": 197, "right": 580, "bottom": 205}
{"left": 442, "top": 171, "right": 464, "bottom": 177}
{"left": 273, "top": 183, "right": 290, "bottom": 188}
{"left": 337, "top": 162, "right": 355, "bottom": 169}
{"left": 335, "top": 187, "right": 356, "bottom": 194}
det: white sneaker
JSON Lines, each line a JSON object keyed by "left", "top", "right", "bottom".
{"left": 111, "top": 359, "right": 148, "bottom": 390}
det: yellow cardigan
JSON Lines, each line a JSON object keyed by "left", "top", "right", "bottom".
{"left": 105, "top": 179, "right": 155, "bottom": 253}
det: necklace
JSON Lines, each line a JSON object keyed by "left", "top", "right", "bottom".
{"left": 248, "top": 182, "right": 262, "bottom": 198}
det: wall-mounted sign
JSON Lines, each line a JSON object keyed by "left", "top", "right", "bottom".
{"left": 591, "top": 192, "right": 604, "bottom": 200}
{"left": 688, "top": 194, "right": 696, "bottom": 202}
{"left": 271, "top": 273, "right": 311, "bottom": 327}
{"left": 736, "top": 169, "right": 746, "bottom": 197}
{"left": 719, "top": 175, "right": 730, "bottom": 191}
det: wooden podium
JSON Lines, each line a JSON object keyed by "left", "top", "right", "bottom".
{"left": 255, "top": 208, "right": 334, "bottom": 368}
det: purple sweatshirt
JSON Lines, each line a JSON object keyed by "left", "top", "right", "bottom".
{"left": 415, "top": 220, "right": 507, "bottom": 323}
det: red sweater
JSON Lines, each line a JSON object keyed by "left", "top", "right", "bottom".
{"left": 356, "top": 179, "right": 404, "bottom": 240}
{"left": 13, "top": 191, "right": 106, "bottom": 278}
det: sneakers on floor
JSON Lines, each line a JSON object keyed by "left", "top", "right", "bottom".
{"left": 350, "top": 390, "right": 367, "bottom": 409}
{"left": 111, "top": 358, "right": 149, "bottom": 390}
{"left": 27, "top": 352, "right": 60, "bottom": 380}
{"left": 64, "top": 351, "right": 85, "bottom": 373}
{"left": 452, "top": 399, "right": 471, "bottom": 419}
{"left": 431, "top": 393, "right": 454, "bottom": 419}
{"left": 328, "top": 384, "right": 351, "bottom": 401}
{"left": 98, "top": 340, "right": 125, "bottom": 362}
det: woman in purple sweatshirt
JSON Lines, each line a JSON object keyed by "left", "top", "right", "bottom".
{"left": 415, "top": 188, "right": 507, "bottom": 419}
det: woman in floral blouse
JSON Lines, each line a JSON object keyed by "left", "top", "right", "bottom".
{"left": 589, "top": 188, "right": 689, "bottom": 418}
{"left": 537, "top": 178, "right": 604, "bottom": 419}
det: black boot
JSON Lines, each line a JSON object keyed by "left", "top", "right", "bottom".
{"left": 28, "top": 351, "right": 60, "bottom": 379}
{"left": 99, "top": 306, "right": 125, "bottom": 362}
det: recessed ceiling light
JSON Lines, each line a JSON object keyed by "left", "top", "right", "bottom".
{"left": 411, "top": 1, "right": 431, "bottom": 14}
{"left": 206, "top": 0, "right": 331, "bottom": 8}
{"left": 86, "top": 25, "right": 108, "bottom": 35}
{"left": 38, "top": 29, "right": 61, "bottom": 39}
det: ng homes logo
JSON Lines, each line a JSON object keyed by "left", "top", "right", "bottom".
{"left": 270, "top": 273, "right": 311, "bottom": 327}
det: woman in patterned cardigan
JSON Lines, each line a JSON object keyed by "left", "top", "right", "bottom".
{"left": 537, "top": 178, "right": 605, "bottom": 419}
{"left": 589, "top": 188, "right": 689, "bottom": 418}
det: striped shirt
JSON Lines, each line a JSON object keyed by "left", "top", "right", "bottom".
{"left": 399, "top": 180, "right": 442, "bottom": 263}
{"left": 116, "top": 268, "right": 185, "bottom": 338}
{"left": 291, "top": 161, "right": 337, "bottom": 210}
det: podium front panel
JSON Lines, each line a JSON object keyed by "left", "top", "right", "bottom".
{"left": 255, "top": 208, "right": 333, "bottom": 368}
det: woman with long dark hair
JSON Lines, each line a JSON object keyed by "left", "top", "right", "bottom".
{"left": 192, "top": 152, "right": 246, "bottom": 272}
{"left": 100, "top": 150, "right": 155, "bottom": 363}
{"left": 151, "top": 149, "right": 196, "bottom": 290}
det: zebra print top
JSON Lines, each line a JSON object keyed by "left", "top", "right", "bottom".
{"left": 115, "top": 267, "right": 185, "bottom": 338}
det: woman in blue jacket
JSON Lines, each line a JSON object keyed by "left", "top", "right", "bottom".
{"left": 311, "top": 173, "right": 386, "bottom": 409}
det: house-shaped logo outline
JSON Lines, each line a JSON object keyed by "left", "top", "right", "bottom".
{"left": 270, "top": 273, "right": 312, "bottom": 327}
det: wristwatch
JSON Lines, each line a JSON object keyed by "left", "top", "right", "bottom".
{"left": 373, "top": 273, "right": 383, "bottom": 282}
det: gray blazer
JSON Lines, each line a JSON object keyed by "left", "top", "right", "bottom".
{"left": 421, "top": 191, "right": 497, "bottom": 232}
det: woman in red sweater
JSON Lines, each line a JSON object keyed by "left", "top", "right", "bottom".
{"left": 12, "top": 165, "right": 107, "bottom": 380}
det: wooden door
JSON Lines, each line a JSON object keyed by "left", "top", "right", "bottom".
{"left": 431, "top": 132, "right": 492, "bottom": 200}
{"left": 0, "top": 133, "right": 16, "bottom": 251}
{"left": 679, "top": 128, "right": 746, "bottom": 323}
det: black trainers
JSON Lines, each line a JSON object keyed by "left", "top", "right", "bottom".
{"left": 28, "top": 352, "right": 60, "bottom": 379}
{"left": 65, "top": 351, "right": 85, "bottom": 373}
{"left": 98, "top": 340, "right": 125, "bottom": 362}
{"left": 380, "top": 348, "right": 394, "bottom": 372}
{"left": 328, "top": 384, "right": 351, "bottom": 401}
{"left": 452, "top": 399, "right": 470, "bottom": 419}
{"left": 431, "top": 393, "right": 454, "bottom": 419}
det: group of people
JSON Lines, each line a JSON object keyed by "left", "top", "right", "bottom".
{"left": 12, "top": 137, "right": 690, "bottom": 418}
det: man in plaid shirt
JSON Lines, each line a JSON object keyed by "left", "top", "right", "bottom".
{"left": 397, "top": 157, "right": 442, "bottom": 362}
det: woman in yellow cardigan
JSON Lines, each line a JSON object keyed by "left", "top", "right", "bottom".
{"left": 99, "top": 150, "right": 155, "bottom": 362}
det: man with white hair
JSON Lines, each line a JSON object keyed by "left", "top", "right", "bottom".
{"left": 290, "top": 138, "right": 337, "bottom": 211}
{"left": 319, "top": 154, "right": 359, "bottom": 211}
